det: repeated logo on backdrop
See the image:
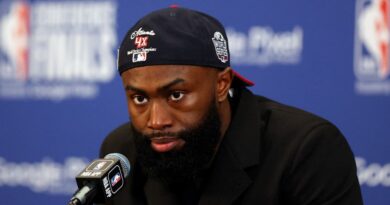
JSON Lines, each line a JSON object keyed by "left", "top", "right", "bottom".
{"left": 0, "top": 157, "right": 88, "bottom": 194}
{"left": 356, "top": 157, "right": 390, "bottom": 187}
{"left": 227, "top": 26, "right": 303, "bottom": 66}
{"left": 0, "top": 1, "right": 29, "bottom": 81}
{"left": 355, "top": 0, "right": 390, "bottom": 95}
{"left": 0, "top": 1, "right": 117, "bottom": 100}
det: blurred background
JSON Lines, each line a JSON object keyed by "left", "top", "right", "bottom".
{"left": 0, "top": 0, "right": 389, "bottom": 204}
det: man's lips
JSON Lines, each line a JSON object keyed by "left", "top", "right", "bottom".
{"left": 150, "top": 136, "right": 185, "bottom": 153}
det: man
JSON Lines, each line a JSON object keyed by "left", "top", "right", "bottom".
{"left": 100, "top": 7, "right": 363, "bottom": 205}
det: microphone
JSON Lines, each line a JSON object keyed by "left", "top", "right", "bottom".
{"left": 68, "top": 153, "right": 131, "bottom": 205}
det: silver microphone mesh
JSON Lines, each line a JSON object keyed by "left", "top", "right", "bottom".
{"left": 104, "top": 153, "right": 131, "bottom": 177}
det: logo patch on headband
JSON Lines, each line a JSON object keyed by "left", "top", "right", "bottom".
{"left": 212, "top": 31, "right": 228, "bottom": 63}
{"left": 127, "top": 27, "right": 157, "bottom": 63}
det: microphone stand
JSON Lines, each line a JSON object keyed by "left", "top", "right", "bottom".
{"left": 67, "top": 183, "right": 96, "bottom": 205}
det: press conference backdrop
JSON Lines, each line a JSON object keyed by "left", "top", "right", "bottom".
{"left": 0, "top": 0, "right": 388, "bottom": 204}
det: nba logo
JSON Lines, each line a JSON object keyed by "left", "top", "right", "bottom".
{"left": 354, "top": 0, "right": 390, "bottom": 94}
{"left": 93, "top": 161, "right": 107, "bottom": 171}
{"left": 0, "top": 1, "right": 30, "bottom": 81}
{"left": 355, "top": 0, "right": 390, "bottom": 80}
{"left": 110, "top": 172, "right": 122, "bottom": 187}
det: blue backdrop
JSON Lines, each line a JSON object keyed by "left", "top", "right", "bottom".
{"left": 0, "top": 0, "right": 389, "bottom": 204}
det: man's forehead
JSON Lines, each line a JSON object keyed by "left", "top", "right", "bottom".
{"left": 121, "top": 65, "right": 219, "bottom": 91}
{"left": 122, "top": 65, "right": 218, "bottom": 80}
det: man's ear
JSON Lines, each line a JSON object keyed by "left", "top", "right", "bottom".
{"left": 216, "top": 67, "right": 233, "bottom": 102}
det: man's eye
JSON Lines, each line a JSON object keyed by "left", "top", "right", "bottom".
{"left": 132, "top": 95, "right": 148, "bottom": 105}
{"left": 169, "top": 91, "right": 184, "bottom": 101}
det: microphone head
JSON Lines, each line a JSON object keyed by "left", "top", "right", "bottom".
{"left": 104, "top": 153, "right": 131, "bottom": 177}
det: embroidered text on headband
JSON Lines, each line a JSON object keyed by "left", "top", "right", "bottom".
{"left": 117, "top": 7, "right": 254, "bottom": 87}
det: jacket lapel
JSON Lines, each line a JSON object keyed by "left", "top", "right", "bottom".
{"left": 198, "top": 144, "right": 252, "bottom": 205}
{"left": 143, "top": 177, "right": 181, "bottom": 205}
{"left": 199, "top": 89, "right": 263, "bottom": 205}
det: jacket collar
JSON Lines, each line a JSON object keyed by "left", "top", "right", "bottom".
{"left": 198, "top": 88, "right": 262, "bottom": 205}
{"left": 223, "top": 88, "right": 262, "bottom": 169}
{"left": 143, "top": 88, "right": 263, "bottom": 205}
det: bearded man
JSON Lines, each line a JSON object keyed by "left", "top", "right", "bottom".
{"left": 100, "top": 7, "right": 363, "bottom": 205}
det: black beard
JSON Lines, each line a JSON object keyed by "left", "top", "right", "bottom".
{"left": 132, "top": 100, "right": 221, "bottom": 184}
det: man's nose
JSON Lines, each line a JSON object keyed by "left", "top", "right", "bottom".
{"left": 146, "top": 101, "right": 173, "bottom": 130}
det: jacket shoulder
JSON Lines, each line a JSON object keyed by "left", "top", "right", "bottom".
{"left": 99, "top": 123, "right": 136, "bottom": 163}
{"left": 255, "top": 95, "right": 336, "bottom": 136}
{"left": 246, "top": 95, "right": 362, "bottom": 204}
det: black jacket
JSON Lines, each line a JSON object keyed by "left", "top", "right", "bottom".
{"left": 100, "top": 88, "right": 363, "bottom": 205}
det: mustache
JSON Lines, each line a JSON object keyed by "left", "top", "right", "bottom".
{"left": 143, "top": 131, "right": 181, "bottom": 139}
